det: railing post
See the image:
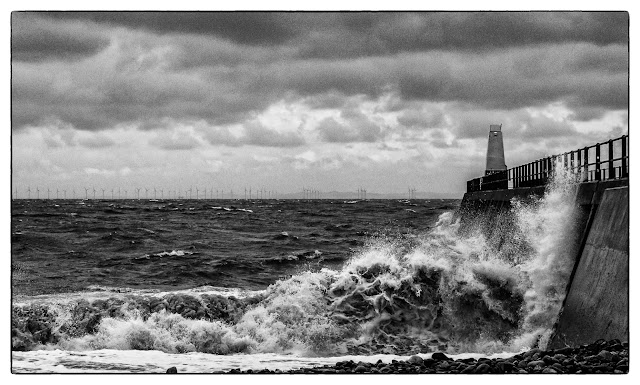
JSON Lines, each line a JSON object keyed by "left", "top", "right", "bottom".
{"left": 622, "top": 135, "right": 628, "bottom": 178}
{"left": 608, "top": 139, "right": 615, "bottom": 179}
{"left": 583, "top": 147, "right": 589, "bottom": 181}
{"left": 577, "top": 148, "right": 582, "bottom": 181}
{"left": 595, "top": 144, "right": 601, "bottom": 181}
{"left": 537, "top": 160, "right": 541, "bottom": 181}
{"left": 570, "top": 151, "right": 574, "bottom": 174}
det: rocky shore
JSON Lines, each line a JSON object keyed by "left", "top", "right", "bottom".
{"left": 213, "top": 339, "right": 628, "bottom": 374}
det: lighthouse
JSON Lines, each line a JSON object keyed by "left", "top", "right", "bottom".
{"left": 485, "top": 124, "right": 506, "bottom": 175}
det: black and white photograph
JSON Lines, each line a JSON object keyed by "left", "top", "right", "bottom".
{"left": 9, "top": 9, "right": 630, "bottom": 374}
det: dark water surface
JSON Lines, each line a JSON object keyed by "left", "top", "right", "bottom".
{"left": 12, "top": 199, "right": 460, "bottom": 296}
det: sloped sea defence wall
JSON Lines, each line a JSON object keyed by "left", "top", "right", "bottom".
{"left": 458, "top": 179, "right": 629, "bottom": 348}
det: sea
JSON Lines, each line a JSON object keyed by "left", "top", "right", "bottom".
{"left": 11, "top": 175, "right": 580, "bottom": 373}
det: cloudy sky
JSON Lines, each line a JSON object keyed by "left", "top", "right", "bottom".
{"left": 11, "top": 11, "right": 628, "bottom": 198}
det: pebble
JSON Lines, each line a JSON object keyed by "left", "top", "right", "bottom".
{"left": 215, "top": 339, "right": 629, "bottom": 375}
{"left": 408, "top": 355, "right": 424, "bottom": 365}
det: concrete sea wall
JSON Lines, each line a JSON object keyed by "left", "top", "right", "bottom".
{"left": 459, "top": 179, "right": 629, "bottom": 347}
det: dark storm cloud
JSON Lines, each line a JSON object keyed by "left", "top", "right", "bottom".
{"left": 40, "top": 12, "right": 627, "bottom": 56}
{"left": 11, "top": 12, "right": 628, "bottom": 135}
{"left": 12, "top": 13, "right": 110, "bottom": 61}
{"left": 42, "top": 12, "right": 301, "bottom": 45}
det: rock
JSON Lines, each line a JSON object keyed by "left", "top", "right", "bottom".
{"left": 460, "top": 365, "right": 475, "bottom": 374}
{"left": 542, "top": 368, "right": 557, "bottom": 374}
{"left": 431, "top": 352, "right": 451, "bottom": 361}
{"left": 422, "top": 358, "right": 436, "bottom": 367}
{"left": 166, "top": 367, "right": 177, "bottom": 373}
{"left": 527, "top": 360, "right": 546, "bottom": 368}
{"left": 597, "top": 350, "right": 614, "bottom": 362}
{"left": 408, "top": 355, "right": 424, "bottom": 365}
{"left": 354, "top": 365, "right": 368, "bottom": 373}
{"left": 379, "top": 366, "right": 393, "bottom": 373}
{"left": 553, "top": 353, "right": 567, "bottom": 361}
{"left": 474, "top": 363, "right": 491, "bottom": 374}
{"left": 555, "top": 347, "right": 573, "bottom": 355}
{"left": 523, "top": 348, "right": 541, "bottom": 358}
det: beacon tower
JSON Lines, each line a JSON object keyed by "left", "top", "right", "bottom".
{"left": 485, "top": 124, "right": 506, "bottom": 175}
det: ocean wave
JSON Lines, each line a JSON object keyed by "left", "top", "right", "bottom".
{"left": 12, "top": 171, "right": 579, "bottom": 357}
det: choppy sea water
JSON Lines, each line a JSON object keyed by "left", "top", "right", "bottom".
{"left": 12, "top": 176, "right": 580, "bottom": 373}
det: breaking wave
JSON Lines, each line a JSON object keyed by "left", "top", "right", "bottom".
{"left": 12, "top": 171, "right": 580, "bottom": 356}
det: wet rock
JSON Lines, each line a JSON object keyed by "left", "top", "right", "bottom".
{"left": 474, "top": 363, "right": 491, "bottom": 374}
{"left": 460, "top": 365, "right": 475, "bottom": 374}
{"left": 166, "top": 367, "right": 178, "bottom": 373}
{"left": 431, "top": 352, "right": 451, "bottom": 361}
{"left": 542, "top": 368, "right": 557, "bottom": 374}
{"left": 354, "top": 364, "right": 368, "bottom": 373}
{"left": 553, "top": 353, "right": 567, "bottom": 361}
{"left": 597, "top": 350, "right": 614, "bottom": 362}
{"left": 408, "top": 355, "right": 424, "bottom": 365}
{"left": 523, "top": 348, "right": 541, "bottom": 358}
{"left": 527, "top": 360, "right": 546, "bottom": 368}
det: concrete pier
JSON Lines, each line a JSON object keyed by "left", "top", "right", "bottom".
{"left": 549, "top": 186, "right": 629, "bottom": 348}
{"left": 459, "top": 179, "right": 629, "bottom": 347}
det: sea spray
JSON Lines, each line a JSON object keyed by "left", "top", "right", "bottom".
{"left": 12, "top": 171, "right": 582, "bottom": 356}
{"left": 509, "top": 167, "right": 580, "bottom": 350}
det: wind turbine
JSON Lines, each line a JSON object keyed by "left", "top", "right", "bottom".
{"left": 63, "top": 189, "right": 67, "bottom": 199}
{"left": 160, "top": 189, "right": 163, "bottom": 199}
{"left": 111, "top": 189, "right": 114, "bottom": 199}
{"left": 145, "top": 187, "right": 149, "bottom": 199}
{"left": 92, "top": 187, "right": 96, "bottom": 199}
{"left": 84, "top": 187, "right": 89, "bottom": 200}
{"left": 27, "top": 186, "right": 31, "bottom": 199}
{"left": 154, "top": 188, "right": 157, "bottom": 199}
{"left": 196, "top": 187, "right": 199, "bottom": 199}
{"left": 35, "top": 187, "right": 40, "bottom": 199}
{"left": 56, "top": 188, "right": 59, "bottom": 199}
{"left": 136, "top": 188, "right": 141, "bottom": 200}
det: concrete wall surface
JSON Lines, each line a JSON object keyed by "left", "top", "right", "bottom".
{"left": 549, "top": 186, "right": 629, "bottom": 348}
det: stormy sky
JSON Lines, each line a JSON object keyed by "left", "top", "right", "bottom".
{"left": 11, "top": 11, "right": 629, "bottom": 197}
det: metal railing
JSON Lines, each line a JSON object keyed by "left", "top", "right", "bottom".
{"left": 467, "top": 135, "right": 629, "bottom": 193}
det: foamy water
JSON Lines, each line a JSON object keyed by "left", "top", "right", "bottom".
{"left": 12, "top": 170, "right": 580, "bottom": 372}
{"left": 12, "top": 349, "right": 521, "bottom": 373}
